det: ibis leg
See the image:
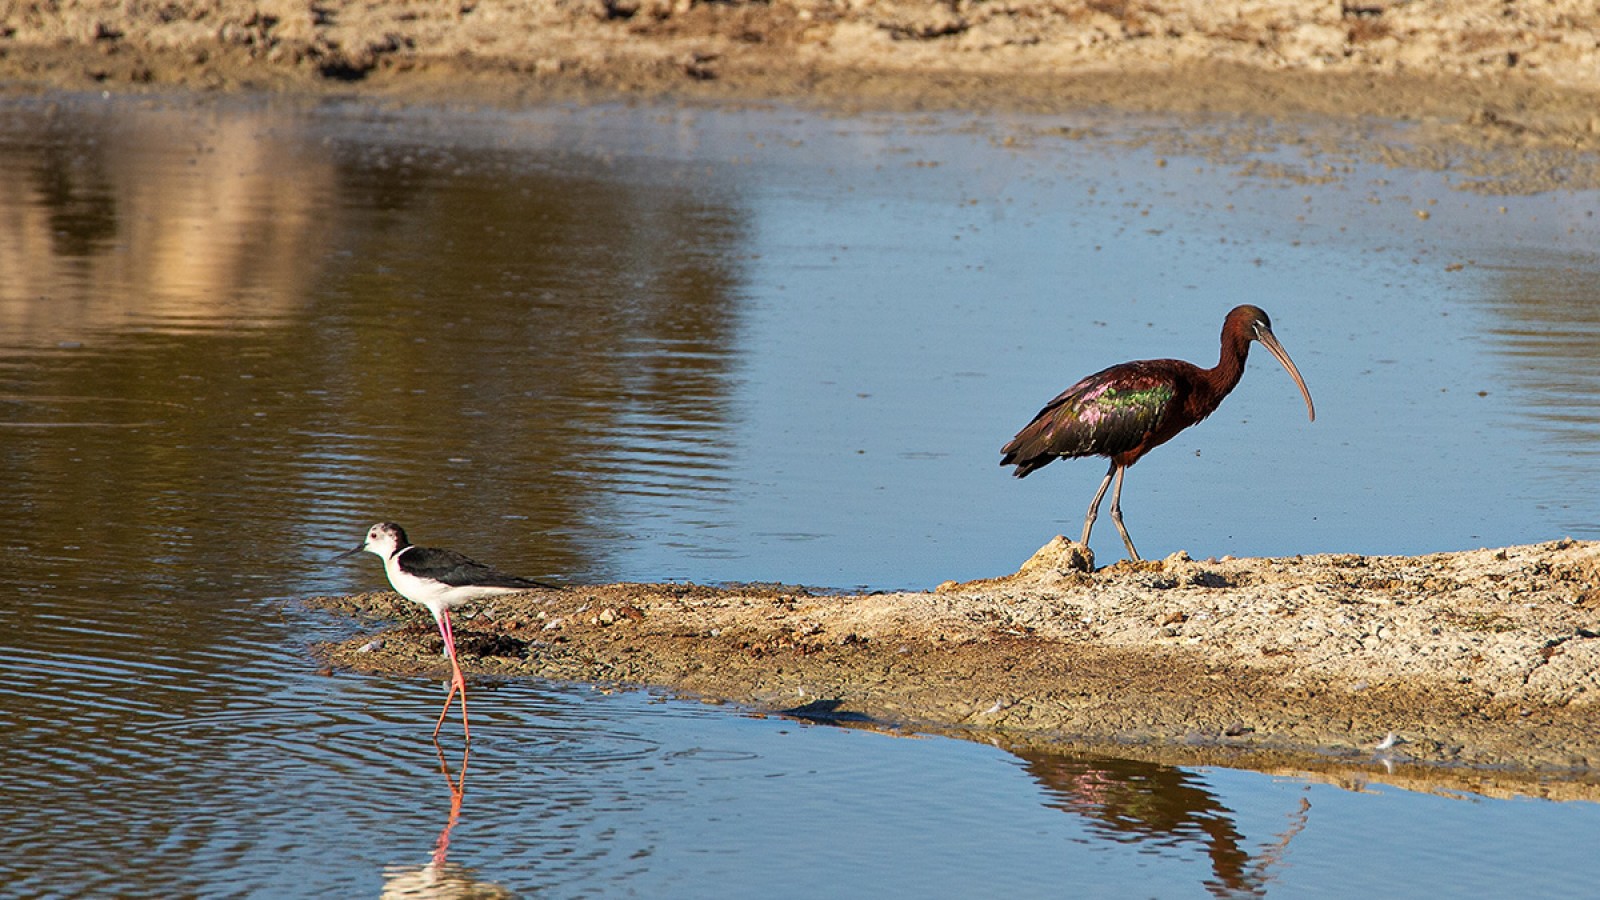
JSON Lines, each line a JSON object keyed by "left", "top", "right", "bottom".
{"left": 1108, "top": 463, "right": 1141, "bottom": 561}
{"left": 431, "top": 610, "right": 471, "bottom": 743}
{"left": 1080, "top": 462, "right": 1117, "bottom": 548}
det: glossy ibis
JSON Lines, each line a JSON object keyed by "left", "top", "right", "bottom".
{"left": 336, "top": 523, "right": 559, "bottom": 742}
{"left": 1000, "top": 305, "right": 1315, "bottom": 561}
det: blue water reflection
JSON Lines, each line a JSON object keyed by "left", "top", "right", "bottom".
{"left": 3, "top": 94, "right": 1600, "bottom": 897}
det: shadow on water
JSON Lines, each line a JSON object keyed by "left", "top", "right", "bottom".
{"left": 774, "top": 697, "right": 882, "bottom": 725}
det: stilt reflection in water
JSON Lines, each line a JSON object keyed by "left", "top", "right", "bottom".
{"left": 381, "top": 745, "right": 512, "bottom": 899}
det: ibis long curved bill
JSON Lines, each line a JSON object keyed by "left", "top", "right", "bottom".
{"left": 1254, "top": 325, "right": 1315, "bottom": 422}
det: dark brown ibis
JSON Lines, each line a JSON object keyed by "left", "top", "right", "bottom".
{"left": 1000, "top": 304, "right": 1315, "bottom": 562}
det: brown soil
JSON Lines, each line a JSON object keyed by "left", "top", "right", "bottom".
{"left": 316, "top": 538, "right": 1600, "bottom": 798}
{"left": 5, "top": 2, "right": 1600, "bottom": 189}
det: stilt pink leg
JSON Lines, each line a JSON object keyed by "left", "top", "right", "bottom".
{"left": 431, "top": 610, "right": 471, "bottom": 742}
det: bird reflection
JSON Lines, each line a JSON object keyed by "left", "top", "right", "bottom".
{"left": 380, "top": 745, "right": 513, "bottom": 900}
{"left": 1015, "top": 749, "right": 1310, "bottom": 898}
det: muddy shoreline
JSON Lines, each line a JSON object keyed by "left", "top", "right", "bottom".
{"left": 315, "top": 539, "right": 1600, "bottom": 796}
{"left": 5, "top": 2, "right": 1600, "bottom": 191}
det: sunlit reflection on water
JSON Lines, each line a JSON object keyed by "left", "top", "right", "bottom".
{"left": 3, "top": 93, "right": 1600, "bottom": 897}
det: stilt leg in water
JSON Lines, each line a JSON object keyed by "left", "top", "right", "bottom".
{"left": 1108, "top": 464, "right": 1140, "bottom": 561}
{"left": 431, "top": 610, "right": 471, "bottom": 743}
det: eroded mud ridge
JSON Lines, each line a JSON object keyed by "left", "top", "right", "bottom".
{"left": 317, "top": 539, "right": 1600, "bottom": 789}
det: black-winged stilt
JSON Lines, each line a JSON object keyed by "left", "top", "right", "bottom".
{"left": 336, "top": 522, "right": 557, "bottom": 741}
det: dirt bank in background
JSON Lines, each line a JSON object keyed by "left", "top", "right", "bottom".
{"left": 316, "top": 538, "right": 1600, "bottom": 797}
{"left": 5, "top": 2, "right": 1600, "bottom": 185}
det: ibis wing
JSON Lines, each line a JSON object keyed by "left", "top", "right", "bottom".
{"left": 399, "top": 546, "right": 556, "bottom": 590}
{"left": 1001, "top": 365, "right": 1176, "bottom": 476}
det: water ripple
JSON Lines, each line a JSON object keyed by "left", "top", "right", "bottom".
{"left": 6, "top": 92, "right": 1600, "bottom": 900}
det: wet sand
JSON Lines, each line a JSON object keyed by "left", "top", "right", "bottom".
{"left": 16, "top": 2, "right": 1600, "bottom": 787}
{"left": 317, "top": 538, "right": 1600, "bottom": 795}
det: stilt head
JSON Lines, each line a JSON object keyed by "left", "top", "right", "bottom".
{"left": 334, "top": 522, "right": 411, "bottom": 561}
{"left": 362, "top": 522, "right": 409, "bottom": 558}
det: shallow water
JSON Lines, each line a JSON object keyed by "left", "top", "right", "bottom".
{"left": 4, "top": 93, "right": 1600, "bottom": 897}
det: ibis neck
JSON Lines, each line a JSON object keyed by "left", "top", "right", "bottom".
{"left": 1206, "top": 330, "right": 1252, "bottom": 397}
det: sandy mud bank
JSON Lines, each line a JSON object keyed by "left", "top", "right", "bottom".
{"left": 316, "top": 538, "right": 1600, "bottom": 796}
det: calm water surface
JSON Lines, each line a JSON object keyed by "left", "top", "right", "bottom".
{"left": 5, "top": 93, "right": 1600, "bottom": 897}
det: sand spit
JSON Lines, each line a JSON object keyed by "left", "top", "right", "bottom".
{"left": 316, "top": 538, "right": 1600, "bottom": 797}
